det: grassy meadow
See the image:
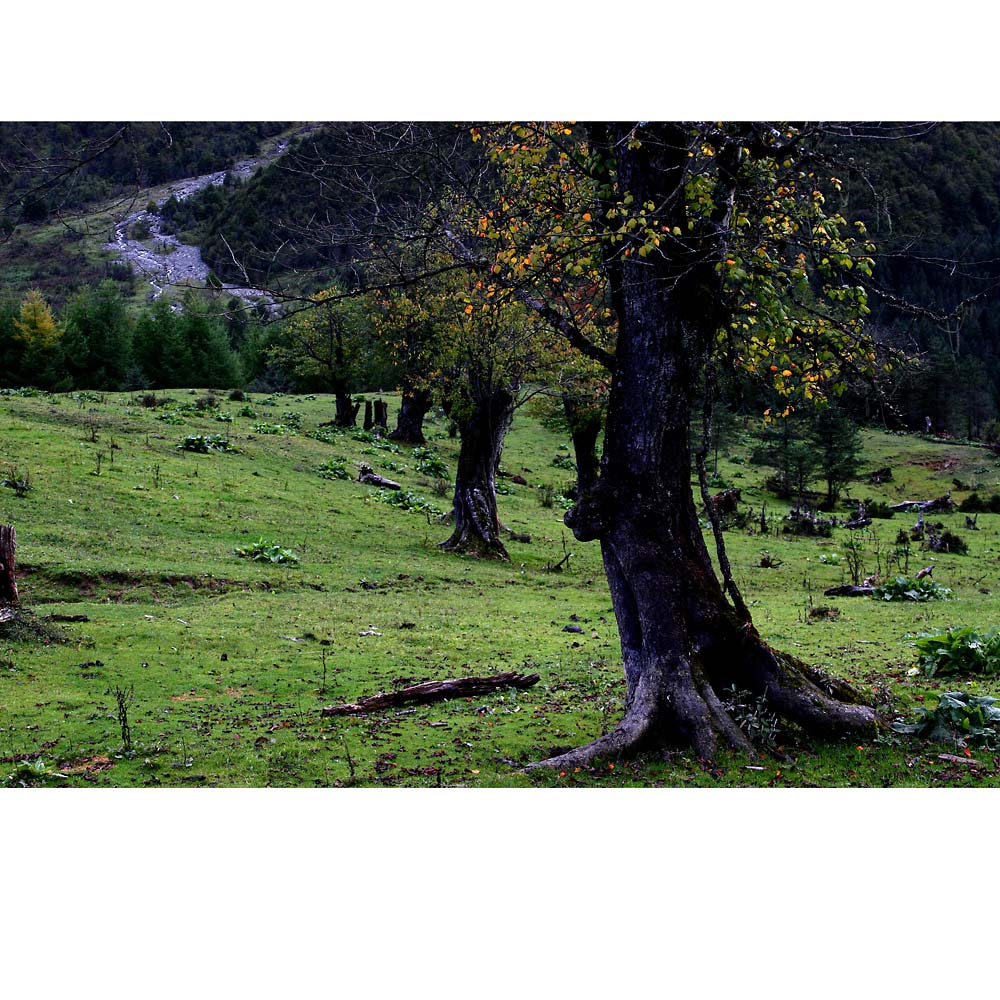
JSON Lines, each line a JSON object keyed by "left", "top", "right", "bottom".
{"left": 2, "top": 387, "right": 1000, "bottom": 788}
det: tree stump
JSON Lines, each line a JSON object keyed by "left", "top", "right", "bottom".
{"left": 363, "top": 400, "right": 374, "bottom": 431}
{"left": 374, "top": 399, "right": 388, "bottom": 429}
{"left": 0, "top": 525, "right": 17, "bottom": 608}
{"left": 0, "top": 525, "right": 18, "bottom": 622}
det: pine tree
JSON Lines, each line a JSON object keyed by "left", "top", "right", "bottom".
{"left": 12, "top": 289, "right": 62, "bottom": 386}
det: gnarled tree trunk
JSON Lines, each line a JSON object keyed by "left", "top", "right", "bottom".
{"left": 441, "top": 388, "right": 515, "bottom": 559}
{"left": 389, "top": 386, "right": 432, "bottom": 445}
{"left": 532, "top": 127, "right": 876, "bottom": 767}
{"left": 334, "top": 389, "right": 361, "bottom": 427}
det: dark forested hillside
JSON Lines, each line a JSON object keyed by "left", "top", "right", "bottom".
{"left": 172, "top": 121, "right": 1000, "bottom": 434}
{"left": 5, "top": 120, "right": 1000, "bottom": 434}
{"left": 168, "top": 122, "right": 483, "bottom": 292}
{"left": 0, "top": 122, "right": 287, "bottom": 229}
{"left": 830, "top": 123, "right": 1000, "bottom": 434}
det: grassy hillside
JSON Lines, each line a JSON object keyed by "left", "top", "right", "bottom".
{"left": 2, "top": 389, "right": 1000, "bottom": 787}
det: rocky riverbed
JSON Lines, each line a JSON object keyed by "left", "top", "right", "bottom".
{"left": 105, "top": 127, "right": 318, "bottom": 310}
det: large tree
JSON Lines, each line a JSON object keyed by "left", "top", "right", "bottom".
{"left": 238, "top": 121, "right": 898, "bottom": 763}
{"left": 272, "top": 287, "right": 372, "bottom": 424}
{"left": 468, "top": 122, "right": 885, "bottom": 765}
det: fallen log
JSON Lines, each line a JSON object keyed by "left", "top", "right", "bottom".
{"left": 889, "top": 493, "right": 955, "bottom": 513}
{"left": 824, "top": 584, "right": 874, "bottom": 597}
{"left": 321, "top": 670, "right": 540, "bottom": 716}
{"left": 843, "top": 516, "right": 872, "bottom": 530}
{"left": 358, "top": 464, "right": 401, "bottom": 490}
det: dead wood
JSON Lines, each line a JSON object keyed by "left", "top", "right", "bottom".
{"left": 708, "top": 487, "right": 742, "bottom": 515}
{"left": 823, "top": 584, "right": 875, "bottom": 597}
{"left": 889, "top": 493, "right": 955, "bottom": 513}
{"left": 320, "top": 670, "right": 540, "bottom": 716}
{"left": 357, "top": 464, "right": 401, "bottom": 490}
{"left": 0, "top": 525, "right": 18, "bottom": 607}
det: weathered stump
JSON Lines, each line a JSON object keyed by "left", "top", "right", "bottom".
{"left": 0, "top": 525, "right": 18, "bottom": 608}
{"left": 363, "top": 400, "right": 374, "bottom": 431}
{"left": 374, "top": 399, "right": 388, "bottom": 429}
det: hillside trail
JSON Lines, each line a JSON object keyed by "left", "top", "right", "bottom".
{"left": 104, "top": 124, "right": 320, "bottom": 311}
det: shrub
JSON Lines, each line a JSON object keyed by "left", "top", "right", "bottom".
{"left": 0, "top": 387, "right": 46, "bottom": 398}
{"left": 913, "top": 627, "right": 1000, "bottom": 677}
{"left": 861, "top": 498, "right": 894, "bottom": 519}
{"left": 368, "top": 489, "right": 441, "bottom": 515}
{"left": 959, "top": 492, "right": 1000, "bottom": 514}
{"left": 252, "top": 422, "right": 293, "bottom": 435}
{"left": 229, "top": 389, "right": 246, "bottom": 402}
{"left": 892, "top": 690, "right": 1000, "bottom": 746}
{"left": 926, "top": 529, "right": 968, "bottom": 555}
{"left": 872, "top": 575, "right": 952, "bottom": 602}
{"left": 720, "top": 685, "right": 781, "bottom": 748}
{"left": 177, "top": 434, "right": 239, "bottom": 454}
{"left": 234, "top": 538, "right": 299, "bottom": 564}
{"left": 413, "top": 448, "right": 449, "bottom": 478}
{"left": 783, "top": 510, "right": 834, "bottom": 537}
{"left": 318, "top": 458, "right": 351, "bottom": 481}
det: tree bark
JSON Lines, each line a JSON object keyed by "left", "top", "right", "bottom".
{"left": 0, "top": 525, "right": 17, "bottom": 608}
{"left": 441, "top": 388, "right": 515, "bottom": 559}
{"left": 363, "top": 400, "right": 374, "bottom": 430}
{"left": 334, "top": 390, "right": 361, "bottom": 427}
{"left": 562, "top": 393, "right": 602, "bottom": 498}
{"left": 532, "top": 125, "right": 876, "bottom": 767}
{"left": 389, "top": 386, "right": 432, "bottom": 444}
{"left": 373, "top": 399, "right": 388, "bottom": 429}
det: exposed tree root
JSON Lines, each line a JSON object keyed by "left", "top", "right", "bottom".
{"left": 440, "top": 486, "right": 510, "bottom": 559}
{"left": 525, "top": 641, "right": 876, "bottom": 771}
{"left": 439, "top": 529, "right": 510, "bottom": 560}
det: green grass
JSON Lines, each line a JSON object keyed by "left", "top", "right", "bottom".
{"left": 3, "top": 391, "right": 1000, "bottom": 787}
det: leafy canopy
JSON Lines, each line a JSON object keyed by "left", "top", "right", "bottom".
{"left": 470, "top": 122, "right": 878, "bottom": 415}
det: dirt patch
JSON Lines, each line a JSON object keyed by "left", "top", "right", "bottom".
{"left": 59, "top": 754, "right": 114, "bottom": 774}
{"left": 224, "top": 687, "right": 257, "bottom": 698}
{"left": 912, "top": 456, "right": 960, "bottom": 471}
{"left": 170, "top": 691, "right": 205, "bottom": 702}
